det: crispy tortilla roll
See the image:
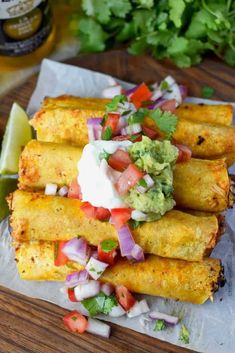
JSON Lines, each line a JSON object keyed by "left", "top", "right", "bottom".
{"left": 144, "top": 117, "right": 235, "bottom": 165}
{"left": 9, "top": 190, "right": 219, "bottom": 262}
{"left": 176, "top": 103, "right": 233, "bottom": 125}
{"left": 15, "top": 240, "right": 223, "bottom": 304}
{"left": 19, "top": 140, "right": 232, "bottom": 212}
{"left": 30, "top": 97, "right": 235, "bottom": 165}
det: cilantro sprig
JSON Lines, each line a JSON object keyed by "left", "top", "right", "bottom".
{"left": 100, "top": 239, "right": 118, "bottom": 252}
{"left": 81, "top": 292, "right": 117, "bottom": 316}
{"left": 149, "top": 108, "right": 178, "bottom": 139}
{"left": 74, "top": 1, "right": 235, "bottom": 68}
{"left": 179, "top": 324, "right": 190, "bottom": 344}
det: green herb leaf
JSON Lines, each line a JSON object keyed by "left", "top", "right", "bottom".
{"left": 101, "top": 126, "right": 113, "bottom": 140}
{"left": 179, "top": 324, "right": 190, "bottom": 344}
{"left": 78, "top": 18, "right": 107, "bottom": 52}
{"left": 102, "top": 293, "right": 118, "bottom": 314}
{"left": 138, "top": 178, "right": 148, "bottom": 188}
{"left": 149, "top": 108, "right": 178, "bottom": 139}
{"left": 100, "top": 239, "right": 118, "bottom": 252}
{"left": 201, "top": 85, "right": 214, "bottom": 98}
{"left": 130, "top": 133, "right": 142, "bottom": 142}
{"left": 160, "top": 80, "right": 169, "bottom": 91}
{"left": 128, "top": 108, "right": 147, "bottom": 125}
{"left": 128, "top": 219, "right": 143, "bottom": 229}
{"left": 81, "top": 292, "right": 117, "bottom": 316}
{"left": 154, "top": 319, "right": 166, "bottom": 331}
{"left": 82, "top": 292, "right": 106, "bottom": 316}
{"left": 99, "top": 150, "right": 111, "bottom": 161}
{"left": 106, "top": 95, "right": 127, "bottom": 112}
{"left": 71, "top": 316, "right": 78, "bottom": 321}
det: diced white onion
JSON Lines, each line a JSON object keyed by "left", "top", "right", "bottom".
{"left": 121, "top": 123, "right": 142, "bottom": 135}
{"left": 86, "top": 257, "right": 109, "bottom": 280}
{"left": 117, "top": 101, "right": 136, "bottom": 115}
{"left": 161, "top": 75, "right": 175, "bottom": 90}
{"left": 101, "top": 283, "right": 114, "bottom": 296}
{"left": 102, "top": 85, "right": 122, "bottom": 98}
{"left": 151, "top": 87, "right": 162, "bottom": 101}
{"left": 58, "top": 186, "right": 69, "bottom": 197}
{"left": 127, "top": 299, "right": 150, "bottom": 318}
{"left": 45, "top": 183, "right": 57, "bottom": 196}
{"left": 136, "top": 174, "right": 154, "bottom": 194}
{"left": 131, "top": 210, "right": 147, "bottom": 222}
{"left": 109, "top": 304, "right": 126, "bottom": 317}
{"left": 149, "top": 311, "right": 179, "bottom": 325}
{"left": 87, "top": 318, "right": 111, "bottom": 338}
{"left": 74, "top": 280, "right": 100, "bottom": 301}
{"left": 163, "top": 83, "right": 182, "bottom": 105}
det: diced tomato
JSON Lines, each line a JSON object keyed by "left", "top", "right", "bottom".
{"left": 97, "top": 243, "right": 117, "bottom": 265}
{"left": 80, "top": 202, "right": 96, "bottom": 218}
{"left": 175, "top": 143, "right": 192, "bottom": 163}
{"left": 54, "top": 241, "right": 68, "bottom": 266}
{"left": 68, "top": 178, "right": 82, "bottom": 200}
{"left": 111, "top": 208, "right": 132, "bottom": 229}
{"left": 130, "top": 83, "right": 152, "bottom": 108}
{"left": 142, "top": 126, "right": 159, "bottom": 140}
{"left": 112, "top": 133, "right": 142, "bottom": 142}
{"left": 63, "top": 310, "right": 88, "bottom": 334}
{"left": 115, "top": 164, "right": 144, "bottom": 196}
{"left": 80, "top": 202, "right": 110, "bottom": 221}
{"left": 108, "top": 149, "right": 132, "bottom": 172}
{"left": 68, "top": 288, "right": 78, "bottom": 302}
{"left": 161, "top": 99, "right": 177, "bottom": 113}
{"left": 103, "top": 112, "right": 120, "bottom": 135}
{"left": 95, "top": 207, "right": 111, "bottom": 221}
{"left": 115, "top": 285, "right": 136, "bottom": 311}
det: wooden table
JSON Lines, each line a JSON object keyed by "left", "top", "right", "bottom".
{"left": 1, "top": 50, "right": 235, "bottom": 353}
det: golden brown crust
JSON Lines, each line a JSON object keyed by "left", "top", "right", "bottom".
{"left": 176, "top": 103, "right": 233, "bottom": 125}
{"left": 15, "top": 240, "right": 223, "bottom": 304}
{"left": 10, "top": 190, "right": 220, "bottom": 261}
{"left": 18, "top": 140, "right": 231, "bottom": 212}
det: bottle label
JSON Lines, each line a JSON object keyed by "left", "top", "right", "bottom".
{"left": 0, "top": 0, "right": 52, "bottom": 56}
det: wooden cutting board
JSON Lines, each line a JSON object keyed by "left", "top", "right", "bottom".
{"left": 1, "top": 50, "right": 235, "bottom": 353}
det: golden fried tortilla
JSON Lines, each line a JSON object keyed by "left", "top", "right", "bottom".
{"left": 9, "top": 190, "right": 219, "bottom": 262}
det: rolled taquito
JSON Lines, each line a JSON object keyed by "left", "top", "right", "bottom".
{"left": 9, "top": 190, "right": 220, "bottom": 262}
{"left": 15, "top": 240, "right": 223, "bottom": 304}
{"left": 175, "top": 103, "right": 233, "bottom": 125}
{"left": 30, "top": 97, "right": 235, "bottom": 164}
{"left": 37, "top": 95, "right": 233, "bottom": 125}
{"left": 19, "top": 140, "right": 232, "bottom": 212}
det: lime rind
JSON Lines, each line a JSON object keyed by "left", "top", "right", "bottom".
{"left": 0, "top": 102, "right": 32, "bottom": 174}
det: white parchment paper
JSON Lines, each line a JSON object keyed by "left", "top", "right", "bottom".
{"left": 1, "top": 59, "right": 235, "bottom": 353}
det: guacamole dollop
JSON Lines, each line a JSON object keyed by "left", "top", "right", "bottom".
{"left": 125, "top": 136, "right": 178, "bottom": 221}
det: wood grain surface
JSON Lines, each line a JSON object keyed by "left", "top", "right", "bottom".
{"left": 0, "top": 50, "right": 235, "bottom": 353}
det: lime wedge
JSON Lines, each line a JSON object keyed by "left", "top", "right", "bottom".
{"left": 0, "top": 176, "right": 17, "bottom": 221}
{"left": 0, "top": 102, "right": 32, "bottom": 174}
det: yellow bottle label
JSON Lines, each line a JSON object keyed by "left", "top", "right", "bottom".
{"left": 0, "top": 0, "right": 52, "bottom": 56}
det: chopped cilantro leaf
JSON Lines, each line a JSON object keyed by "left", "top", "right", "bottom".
{"left": 179, "top": 324, "right": 190, "bottom": 344}
{"left": 201, "top": 85, "right": 214, "bottom": 98}
{"left": 154, "top": 319, "right": 166, "bottom": 331}
{"left": 82, "top": 292, "right": 106, "bottom": 316}
{"left": 122, "top": 109, "right": 132, "bottom": 116}
{"left": 101, "top": 126, "right": 113, "bottom": 140}
{"left": 160, "top": 80, "right": 169, "bottom": 91}
{"left": 138, "top": 178, "right": 148, "bottom": 188}
{"left": 106, "top": 95, "right": 127, "bottom": 112}
{"left": 99, "top": 150, "right": 111, "bottom": 161}
{"left": 81, "top": 292, "right": 117, "bottom": 316}
{"left": 71, "top": 316, "right": 78, "bottom": 321}
{"left": 128, "top": 219, "right": 143, "bottom": 229}
{"left": 101, "top": 239, "right": 118, "bottom": 252}
{"left": 102, "top": 293, "right": 118, "bottom": 314}
{"left": 100, "top": 114, "right": 107, "bottom": 127}
{"left": 128, "top": 108, "right": 148, "bottom": 125}
{"left": 149, "top": 108, "right": 178, "bottom": 139}
{"left": 130, "top": 133, "right": 142, "bottom": 142}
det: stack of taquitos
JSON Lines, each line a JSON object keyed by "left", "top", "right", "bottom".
{"left": 10, "top": 96, "right": 232, "bottom": 305}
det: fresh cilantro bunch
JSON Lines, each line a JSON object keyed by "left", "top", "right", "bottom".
{"left": 70, "top": 0, "right": 235, "bottom": 67}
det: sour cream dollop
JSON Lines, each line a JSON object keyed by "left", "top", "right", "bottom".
{"left": 78, "top": 140, "right": 132, "bottom": 209}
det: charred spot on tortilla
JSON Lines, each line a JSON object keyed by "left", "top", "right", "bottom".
{"left": 197, "top": 136, "right": 205, "bottom": 145}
